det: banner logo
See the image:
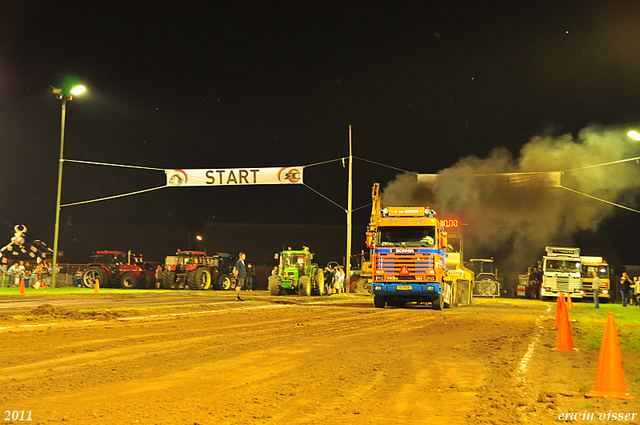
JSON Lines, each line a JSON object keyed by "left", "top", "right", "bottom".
{"left": 278, "top": 167, "right": 301, "bottom": 183}
{"left": 166, "top": 169, "right": 188, "bottom": 187}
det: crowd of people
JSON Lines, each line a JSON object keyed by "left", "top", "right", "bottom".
{"left": 324, "top": 264, "right": 345, "bottom": 294}
{"left": 0, "top": 260, "right": 52, "bottom": 288}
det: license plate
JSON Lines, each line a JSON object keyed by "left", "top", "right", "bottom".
{"left": 397, "top": 286, "right": 413, "bottom": 290}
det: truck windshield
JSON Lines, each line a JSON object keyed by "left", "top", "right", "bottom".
{"left": 378, "top": 226, "right": 437, "bottom": 247}
{"left": 581, "top": 265, "right": 608, "bottom": 279}
{"left": 545, "top": 259, "right": 580, "bottom": 272}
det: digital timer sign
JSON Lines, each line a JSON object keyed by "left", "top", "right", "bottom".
{"left": 441, "top": 219, "right": 459, "bottom": 228}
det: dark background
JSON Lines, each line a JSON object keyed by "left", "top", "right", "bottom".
{"left": 2, "top": 1, "right": 640, "bottom": 267}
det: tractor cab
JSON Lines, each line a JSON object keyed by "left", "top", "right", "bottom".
{"left": 280, "top": 251, "right": 312, "bottom": 278}
{"left": 469, "top": 258, "right": 501, "bottom": 297}
{"left": 89, "top": 251, "right": 126, "bottom": 274}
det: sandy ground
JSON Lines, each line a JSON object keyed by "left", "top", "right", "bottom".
{"left": 0, "top": 293, "right": 638, "bottom": 425}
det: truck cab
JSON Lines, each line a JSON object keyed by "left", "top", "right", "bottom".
{"left": 369, "top": 205, "right": 451, "bottom": 310}
{"left": 540, "top": 247, "right": 583, "bottom": 300}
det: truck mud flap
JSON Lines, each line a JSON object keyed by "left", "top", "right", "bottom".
{"left": 454, "top": 279, "right": 472, "bottom": 305}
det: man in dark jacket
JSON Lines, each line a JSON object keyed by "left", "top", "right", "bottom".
{"left": 620, "top": 272, "right": 632, "bottom": 307}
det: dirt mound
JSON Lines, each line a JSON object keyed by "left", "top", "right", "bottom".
{"left": 30, "top": 304, "right": 123, "bottom": 321}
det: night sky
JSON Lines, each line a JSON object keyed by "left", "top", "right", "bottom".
{"left": 3, "top": 1, "right": 640, "bottom": 264}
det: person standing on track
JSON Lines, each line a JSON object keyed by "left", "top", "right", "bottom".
{"left": 155, "top": 265, "right": 164, "bottom": 289}
{"left": 233, "top": 252, "right": 246, "bottom": 301}
{"left": 592, "top": 270, "right": 601, "bottom": 309}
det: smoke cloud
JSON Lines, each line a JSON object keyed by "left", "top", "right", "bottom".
{"left": 381, "top": 124, "right": 640, "bottom": 279}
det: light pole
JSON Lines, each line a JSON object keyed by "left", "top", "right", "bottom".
{"left": 51, "top": 84, "right": 86, "bottom": 288}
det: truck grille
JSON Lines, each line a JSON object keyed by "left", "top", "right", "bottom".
{"left": 375, "top": 252, "right": 435, "bottom": 281}
{"left": 555, "top": 277, "right": 569, "bottom": 292}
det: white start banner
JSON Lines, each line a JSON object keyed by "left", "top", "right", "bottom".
{"left": 165, "top": 167, "right": 304, "bottom": 186}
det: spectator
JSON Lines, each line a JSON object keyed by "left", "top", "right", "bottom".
{"left": 246, "top": 263, "right": 254, "bottom": 291}
{"left": 7, "top": 262, "right": 20, "bottom": 287}
{"left": 334, "top": 267, "right": 345, "bottom": 294}
{"left": 155, "top": 265, "right": 164, "bottom": 289}
{"left": 324, "top": 266, "right": 333, "bottom": 294}
{"left": 32, "top": 263, "right": 44, "bottom": 288}
{"left": 620, "top": 272, "right": 632, "bottom": 307}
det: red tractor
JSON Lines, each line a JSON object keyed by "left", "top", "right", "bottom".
{"left": 162, "top": 250, "right": 221, "bottom": 290}
{"left": 82, "top": 251, "right": 157, "bottom": 289}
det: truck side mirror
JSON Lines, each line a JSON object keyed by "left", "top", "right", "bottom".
{"left": 274, "top": 253, "right": 279, "bottom": 260}
{"left": 440, "top": 232, "right": 448, "bottom": 249}
{"left": 366, "top": 231, "right": 374, "bottom": 248}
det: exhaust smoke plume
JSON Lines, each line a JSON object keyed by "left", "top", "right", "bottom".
{"left": 381, "top": 125, "right": 640, "bottom": 280}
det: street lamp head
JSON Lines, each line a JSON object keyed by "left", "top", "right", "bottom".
{"left": 627, "top": 130, "right": 640, "bottom": 141}
{"left": 70, "top": 85, "right": 86, "bottom": 96}
{"left": 50, "top": 84, "right": 87, "bottom": 100}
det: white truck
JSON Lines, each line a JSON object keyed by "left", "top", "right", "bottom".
{"left": 539, "top": 246, "right": 583, "bottom": 301}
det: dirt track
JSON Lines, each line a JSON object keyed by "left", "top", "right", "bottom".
{"left": 0, "top": 294, "right": 638, "bottom": 425}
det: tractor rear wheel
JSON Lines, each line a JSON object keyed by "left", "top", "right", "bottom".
{"left": 188, "top": 268, "right": 212, "bottom": 290}
{"left": 137, "top": 272, "right": 150, "bottom": 289}
{"left": 298, "top": 276, "right": 312, "bottom": 296}
{"left": 120, "top": 272, "right": 139, "bottom": 289}
{"left": 217, "top": 274, "right": 232, "bottom": 290}
{"left": 268, "top": 275, "right": 282, "bottom": 295}
{"left": 83, "top": 266, "right": 108, "bottom": 289}
{"left": 162, "top": 271, "right": 177, "bottom": 289}
{"left": 312, "top": 268, "right": 325, "bottom": 295}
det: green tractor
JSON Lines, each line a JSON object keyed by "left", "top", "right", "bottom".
{"left": 268, "top": 248, "right": 326, "bottom": 296}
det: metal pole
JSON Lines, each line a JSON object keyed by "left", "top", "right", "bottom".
{"left": 51, "top": 98, "right": 67, "bottom": 288}
{"left": 345, "top": 125, "right": 353, "bottom": 294}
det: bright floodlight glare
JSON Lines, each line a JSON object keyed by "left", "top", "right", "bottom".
{"left": 70, "top": 85, "right": 86, "bottom": 96}
{"left": 196, "top": 235, "right": 203, "bottom": 241}
{"left": 627, "top": 130, "right": 640, "bottom": 141}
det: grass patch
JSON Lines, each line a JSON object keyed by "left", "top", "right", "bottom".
{"left": 569, "top": 302, "right": 640, "bottom": 352}
{"left": 574, "top": 402, "right": 593, "bottom": 410}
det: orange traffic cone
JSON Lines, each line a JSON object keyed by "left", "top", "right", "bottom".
{"left": 554, "top": 293, "right": 565, "bottom": 330}
{"left": 18, "top": 277, "right": 26, "bottom": 295}
{"left": 94, "top": 278, "right": 101, "bottom": 294}
{"left": 566, "top": 293, "right": 573, "bottom": 309}
{"left": 552, "top": 299, "right": 577, "bottom": 351}
{"left": 586, "top": 313, "right": 635, "bottom": 399}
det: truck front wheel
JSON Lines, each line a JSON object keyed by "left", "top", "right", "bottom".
{"left": 374, "top": 296, "right": 385, "bottom": 308}
{"left": 432, "top": 295, "right": 444, "bottom": 310}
